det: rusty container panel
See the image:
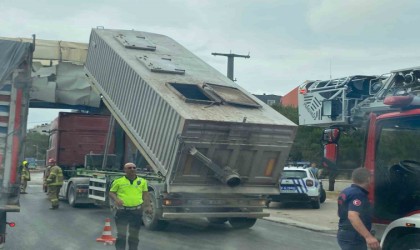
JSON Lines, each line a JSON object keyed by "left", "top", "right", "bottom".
{"left": 46, "top": 112, "right": 114, "bottom": 168}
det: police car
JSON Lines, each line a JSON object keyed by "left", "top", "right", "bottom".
{"left": 267, "top": 166, "right": 326, "bottom": 209}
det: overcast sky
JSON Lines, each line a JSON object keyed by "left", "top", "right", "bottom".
{"left": 3, "top": 0, "right": 420, "bottom": 127}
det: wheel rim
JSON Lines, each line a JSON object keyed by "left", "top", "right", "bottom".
{"left": 143, "top": 197, "right": 155, "bottom": 225}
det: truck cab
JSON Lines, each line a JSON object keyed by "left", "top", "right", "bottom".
{"left": 366, "top": 110, "right": 420, "bottom": 249}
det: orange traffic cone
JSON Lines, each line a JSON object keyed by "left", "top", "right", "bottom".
{"left": 96, "top": 218, "right": 116, "bottom": 245}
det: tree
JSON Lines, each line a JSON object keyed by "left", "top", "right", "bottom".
{"left": 272, "top": 105, "right": 323, "bottom": 163}
{"left": 24, "top": 131, "right": 49, "bottom": 161}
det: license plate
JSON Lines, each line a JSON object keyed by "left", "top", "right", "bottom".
{"left": 281, "top": 186, "right": 297, "bottom": 193}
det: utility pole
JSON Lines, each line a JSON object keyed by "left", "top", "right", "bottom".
{"left": 33, "top": 145, "right": 38, "bottom": 160}
{"left": 211, "top": 52, "right": 250, "bottom": 81}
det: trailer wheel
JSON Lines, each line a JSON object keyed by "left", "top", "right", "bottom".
{"left": 142, "top": 193, "right": 168, "bottom": 231}
{"left": 207, "top": 218, "right": 228, "bottom": 224}
{"left": 67, "top": 183, "right": 78, "bottom": 207}
{"left": 228, "top": 218, "right": 257, "bottom": 229}
{"left": 387, "top": 233, "right": 420, "bottom": 250}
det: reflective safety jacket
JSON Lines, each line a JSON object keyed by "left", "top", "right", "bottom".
{"left": 21, "top": 165, "right": 31, "bottom": 181}
{"left": 46, "top": 165, "right": 63, "bottom": 186}
{"left": 110, "top": 176, "right": 148, "bottom": 207}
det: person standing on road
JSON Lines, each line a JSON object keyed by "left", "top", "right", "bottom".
{"left": 46, "top": 158, "right": 63, "bottom": 209}
{"left": 109, "top": 162, "right": 152, "bottom": 250}
{"left": 308, "top": 162, "right": 319, "bottom": 178}
{"left": 43, "top": 158, "right": 55, "bottom": 193}
{"left": 337, "top": 167, "right": 380, "bottom": 250}
{"left": 19, "top": 160, "right": 31, "bottom": 194}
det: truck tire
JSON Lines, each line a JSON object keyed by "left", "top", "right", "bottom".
{"left": 320, "top": 189, "right": 326, "bottom": 203}
{"left": 387, "top": 233, "right": 420, "bottom": 250}
{"left": 228, "top": 218, "right": 257, "bottom": 229}
{"left": 311, "top": 197, "right": 321, "bottom": 209}
{"left": 207, "top": 218, "right": 228, "bottom": 224}
{"left": 67, "top": 183, "right": 78, "bottom": 207}
{"left": 142, "top": 193, "right": 168, "bottom": 231}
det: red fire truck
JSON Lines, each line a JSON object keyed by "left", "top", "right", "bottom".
{"left": 298, "top": 67, "right": 420, "bottom": 249}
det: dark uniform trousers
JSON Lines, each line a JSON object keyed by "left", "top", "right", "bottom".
{"left": 337, "top": 229, "right": 367, "bottom": 250}
{"left": 115, "top": 208, "right": 143, "bottom": 250}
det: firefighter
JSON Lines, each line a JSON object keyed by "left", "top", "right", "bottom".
{"left": 337, "top": 167, "right": 380, "bottom": 250}
{"left": 20, "top": 160, "right": 31, "bottom": 194}
{"left": 45, "top": 158, "right": 63, "bottom": 209}
{"left": 43, "top": 158, "right": 55, "bottom": 192}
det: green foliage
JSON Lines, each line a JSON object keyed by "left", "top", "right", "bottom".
{"left": 273, "top": 105, "right": 364, "bottom": 170}
{"left": 24, "top": 131, "right": 49, "bottom": 161}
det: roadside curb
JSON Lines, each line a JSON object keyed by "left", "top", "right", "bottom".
{"left": 262, "top": 216, "right": 337, "bottom": 234}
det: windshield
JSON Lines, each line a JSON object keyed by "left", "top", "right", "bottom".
{"left": 376, "top": 116, "right": 420, "bottom": 165}
{"left": 374, "top": 115, "right": 420, "bottom": 220}
{"left": 282, "top": 170, "right": 308, "bottom": 179}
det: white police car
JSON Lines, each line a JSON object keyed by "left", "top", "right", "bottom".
{"left": 267, "top": 166, "right": 326, "bottom": 209}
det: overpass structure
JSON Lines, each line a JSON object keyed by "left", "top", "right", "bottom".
{"left": 0, "top": 37, "right": 100, "bottom": 110}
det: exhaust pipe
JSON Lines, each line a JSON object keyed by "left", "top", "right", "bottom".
{"left": 189, "top": 147, "right": 241, "bottom": 187}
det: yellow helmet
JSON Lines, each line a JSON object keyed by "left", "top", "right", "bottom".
{"left": 22, "top": 160, "right": 28, "bottom": 166}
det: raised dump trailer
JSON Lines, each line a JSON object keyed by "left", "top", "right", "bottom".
{"left": 85, "top": 28, "right": 297, "bottom": 229}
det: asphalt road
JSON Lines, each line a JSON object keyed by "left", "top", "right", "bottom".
{"left": 6, "top": 172, "right": 339, "bottom": 250}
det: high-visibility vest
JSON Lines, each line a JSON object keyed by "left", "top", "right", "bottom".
{"left": 110, "top": 176, "right": 148, "bottom": 207}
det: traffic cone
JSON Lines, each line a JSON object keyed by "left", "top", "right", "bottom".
{"left": 96, "top": 218, "right": 116, "bottom": 245}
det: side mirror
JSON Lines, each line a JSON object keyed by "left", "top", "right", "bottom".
{"left": 322, "top": 128, "right": 340, "bottom": 144}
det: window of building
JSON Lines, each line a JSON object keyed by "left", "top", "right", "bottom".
{"left": 267, "top": 99, "right": 276, "bottom": 105}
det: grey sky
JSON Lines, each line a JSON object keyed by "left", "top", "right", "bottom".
{"left": 3, "top": 0, "right": 420, "bottom": 127}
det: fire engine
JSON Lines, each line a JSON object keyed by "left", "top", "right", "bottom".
{"left": 298, "top": 68, "right": 420, "bottom": 249}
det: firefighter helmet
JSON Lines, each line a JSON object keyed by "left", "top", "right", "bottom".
{"left": 22, "top": 160, "right": 28, "bottom": 166}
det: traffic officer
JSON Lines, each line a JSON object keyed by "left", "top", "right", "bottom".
{"left": 337, "top": 167, "right": 380, "bottom": 250}
{"left": 20, "top": 160, "right": 31, "bottom": 194}
{"left": 46, "top": 158, "right": 63, "bottom": 209}
{"left": 109, "top": 162, "right": 152, "bottom": 250}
